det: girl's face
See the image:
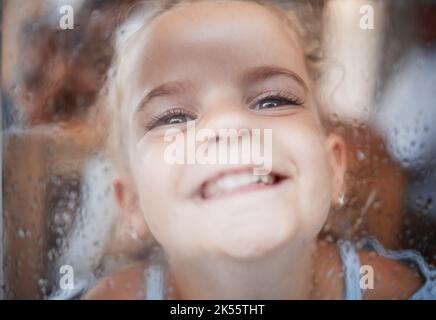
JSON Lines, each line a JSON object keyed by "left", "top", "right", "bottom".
{"left": 115, "top": 1, "right": 346, "bottom": 260}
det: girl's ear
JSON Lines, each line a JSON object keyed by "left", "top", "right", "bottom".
{"left": 325, "top": 133, "right": 347, "bottom": 208}
{"left": 113, "top": 176, "right": 150, "bottom": 241}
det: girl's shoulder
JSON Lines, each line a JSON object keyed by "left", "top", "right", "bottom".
{"left": 354, "top": 237, "right": 436, "bottom": 300}
{"left": 83, "top": 261, "right": 147, "bottom": 300}
{"left": 355, "top": 243, "right": 423, "bottom": 299}
{"left": 314, "top": 239, "right": 425, "bottom": 299}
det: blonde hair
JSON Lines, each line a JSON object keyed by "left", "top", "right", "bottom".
{"left": 101, "top": 0, "right": 324, "bottom": 172}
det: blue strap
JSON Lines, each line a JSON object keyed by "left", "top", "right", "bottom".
{"left": 337, "top": 240, "right": 363, "bottom": 300}
{"left": 144, "top": 262, "right": 165, "bottom": 300}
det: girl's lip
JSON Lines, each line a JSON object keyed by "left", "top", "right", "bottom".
{"left": 191, "top": 166, "right": 289, "bottom": 201}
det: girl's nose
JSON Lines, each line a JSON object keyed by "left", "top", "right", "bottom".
{"left": 198, "top": 100, "right": 255, "bottom": 134}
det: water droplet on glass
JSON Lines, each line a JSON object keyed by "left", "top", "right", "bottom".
{"left": 356, "top": 150, "right": 365, "bottom": 161}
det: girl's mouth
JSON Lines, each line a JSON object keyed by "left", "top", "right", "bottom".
{"left": 198, "top": 169, "right": 287, "bottom": 201}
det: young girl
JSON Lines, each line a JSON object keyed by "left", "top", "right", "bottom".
{"left": 85, "top": 0, "right": 436, "bottom": 299}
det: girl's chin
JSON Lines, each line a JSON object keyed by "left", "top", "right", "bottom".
{"left": 215, "top": 242, "right": 287, "bottom": 261}
{"left": 209, "top": 227, "right": 296, "bottom": 260}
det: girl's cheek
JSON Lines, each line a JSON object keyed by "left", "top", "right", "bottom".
{"left": 276, "top": 116, "right": 332, "bottom": 195}
{"left": 275, "top": 113, "right": 325, "bottom": 157}
{"left": 129, "top": 139, "right": 162, "bottom": 184}
{"left": 134, "top": 137, "right": 182, "bottom": 193}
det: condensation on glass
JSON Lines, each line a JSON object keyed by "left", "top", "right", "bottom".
{"left": 1, "top": 0, "right": 435, "bottom": 299}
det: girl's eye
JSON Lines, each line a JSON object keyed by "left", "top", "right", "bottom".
{"left": 251, "top": 93, "right": 304, "bottom": 111}
{"left": 257, "top": 97, "right": 290, "bottom": 110}
{"left": 164, "top": 114, "right": 192, "bottom": 125}
{"left": 146, "top": 108, "right": 196, "bottom": 130}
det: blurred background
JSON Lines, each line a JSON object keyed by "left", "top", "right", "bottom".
{"left": 1, "top": 0, "right": 436, "bottom": 299}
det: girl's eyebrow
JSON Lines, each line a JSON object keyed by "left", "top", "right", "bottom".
{"left": 239, "top": 65, "right": 308, "bottom": 92}
{"left": 134, "top": 65, "right": 307, "bottom": 114}
{"left": 135, "top": 80, "right": 195, "bottom": 114}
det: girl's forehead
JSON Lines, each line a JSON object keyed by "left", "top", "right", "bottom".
{"left": 121, "top": 1, "right": 309, "bottom": 100}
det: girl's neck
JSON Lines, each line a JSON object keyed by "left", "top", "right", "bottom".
{"left": 166, "top": 240, "right": 317, "bottom": 299}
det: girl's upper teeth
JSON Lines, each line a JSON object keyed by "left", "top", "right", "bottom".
{"left": 202, "top": 172, "right": 276, "bottom": 198}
